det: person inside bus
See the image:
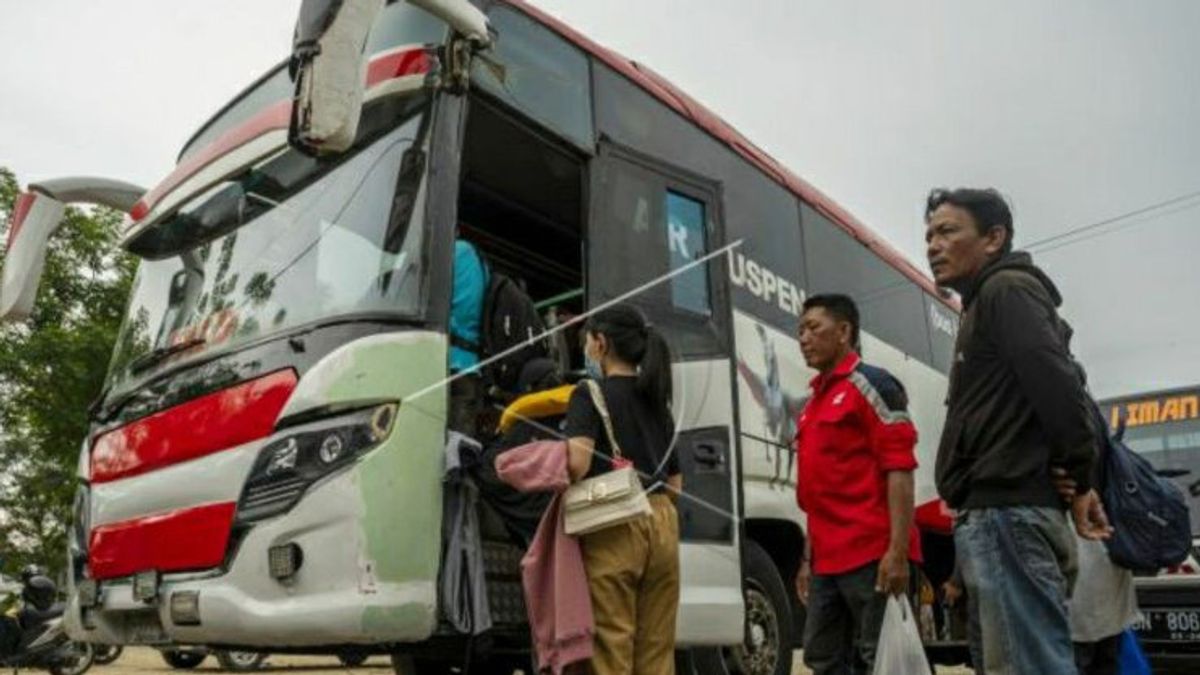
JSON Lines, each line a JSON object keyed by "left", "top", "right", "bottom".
{"left": 564, "top": 304, "right": 681, "bottom": 675}
{"left": 473, "top": 357, "right": 565, "bottom": 545}
{"left": 792, "top": 294, "right": 921, "bottom": 675}
{"left": 448, "top": 232, "right": 488, "bottom": 438}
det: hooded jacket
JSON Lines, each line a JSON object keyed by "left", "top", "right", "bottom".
{"left": 935, "top": 251, "right": 1097, "bottom": 510}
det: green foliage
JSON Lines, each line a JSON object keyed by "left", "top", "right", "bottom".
{"left": 0, "top": 167, "right": 136, "bottom": 579}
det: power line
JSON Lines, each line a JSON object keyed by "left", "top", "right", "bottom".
{"left": 1035, "top": 197, "right": 1200, "bottom": 256}
{"left": 1025, "top": 188, "right": 1200, "bottom": 251}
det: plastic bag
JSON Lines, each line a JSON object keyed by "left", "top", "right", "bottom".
{"left": 873, "top": 595, "right": 933, "bottom": 675}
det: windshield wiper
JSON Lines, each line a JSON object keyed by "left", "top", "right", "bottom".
{"left": 128, "top": 337, "right": 208, "bottom": 375}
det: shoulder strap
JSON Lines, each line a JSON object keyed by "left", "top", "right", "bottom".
{"left": 583, "top": 379, "right": 623, "bottom": 459}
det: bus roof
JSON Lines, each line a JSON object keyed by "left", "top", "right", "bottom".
{"left": 504, "top": 0, "right": 955, "bottom": 309}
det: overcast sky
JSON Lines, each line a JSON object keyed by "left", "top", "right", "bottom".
{"left": 2, "top": 0, "right": 1198, "bottom": 399}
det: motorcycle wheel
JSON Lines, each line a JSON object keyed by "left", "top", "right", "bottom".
{"left": 161, "top": 650, "right": 207, "bottom": 669}
{"left": 215, "top": 650, "right": 267, "bottom": 671}
{"left": 50, "top": 641, "right": 95, "bottom": 675}
{"left": 93, "top": 644, "right": 123, "bottom": 665}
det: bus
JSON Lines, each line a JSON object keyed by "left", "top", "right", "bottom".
{"left": 2, "top": 1, "right": 963, "bottom": 673}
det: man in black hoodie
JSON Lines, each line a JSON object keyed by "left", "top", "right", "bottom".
{"left": 924, "top": 187, "right": 1111, "bottom": 674}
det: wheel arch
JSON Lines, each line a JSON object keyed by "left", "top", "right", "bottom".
{"left": 744, "top": 517, "right": 806, "bottom": 644}
{"left": 745, "top": 518, "right": 804, "bottom": 591}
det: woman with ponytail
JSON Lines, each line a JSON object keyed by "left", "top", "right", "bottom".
{"left": 563, "top": 303, "right": 681, "bottom": 674}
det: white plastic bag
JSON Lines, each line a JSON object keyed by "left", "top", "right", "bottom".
{"left": 872, "top": 595, "right": 933, "bottom": 675}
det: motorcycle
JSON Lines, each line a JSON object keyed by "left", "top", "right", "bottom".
{"left": 0, "top": 566, "right": 94, "bottom": 675}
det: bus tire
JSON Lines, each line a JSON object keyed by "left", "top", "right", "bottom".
{"left": 92, "top": 644, "right": 123, "bottom": 665}
{"left": 161, "top": 651, "right": 206, "bottom": 669}
{"left": 691, "top": 540, "right": 794, "bottom": 675}
{"left": 336, "top": 649, "right": 370, "bottom": 667}
{"left": 215, "top": 651, "right": 267, "bottom": 671}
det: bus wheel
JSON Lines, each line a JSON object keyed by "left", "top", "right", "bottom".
{"left": 693, "top": 541, "right": 794, "bottom": 675}
{"left": 336, "top": 649, "right": 370, "bottom": 667}
{"left": 215, "top": 651, "right": 267, "bottom": 671}
{"left": 92, "top": 644, "right": 123, "bottom": 665}
{"left": 161, "top": 651, "right": 206, "bottom": 669}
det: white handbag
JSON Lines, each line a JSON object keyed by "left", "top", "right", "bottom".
{"left": 562, "top": 380, "right": 652, "bottom": 535}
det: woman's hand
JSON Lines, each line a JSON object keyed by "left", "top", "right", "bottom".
{"left": 665, "top": 474, "right": 683, "bottom": 503}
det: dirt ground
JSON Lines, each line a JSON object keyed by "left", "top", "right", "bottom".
{"left": 96, "top": 646, "right": 972, "bottom": 674}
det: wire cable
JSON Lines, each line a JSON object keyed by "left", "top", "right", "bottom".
{"left": 1025, "top": 188, "right": 1200, "bottom": 251}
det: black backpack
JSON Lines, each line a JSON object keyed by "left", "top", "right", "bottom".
{"left": 475, "top": 263, "right": 549, "bottom": 393}
{"left": 1091, "top": 401, "right": 1193, "bottom": 571}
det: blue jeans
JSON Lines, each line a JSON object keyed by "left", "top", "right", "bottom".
{"left": 955, "top": 507, "right": 1078, "bottom": 675}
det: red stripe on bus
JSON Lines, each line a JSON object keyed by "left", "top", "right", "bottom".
{"left": 131, "top": 46, "right": 431, "bottom": 224}
{"left": 503, "top": 0, "right": 955, "bottom": 309}
{"left": 90, "top": 369, "right": 297, "bottom": 484}
{"left": 88, "top": 502, "right": 237, "bottom": 579}
{"left": 6, "top": 192, "right": 36, "bottom": 250}
{"left": 366, "top": 47, "right": 431, "bottom": 85}
{"left": 129, "top": 100, "right": 292, "bottom": 222}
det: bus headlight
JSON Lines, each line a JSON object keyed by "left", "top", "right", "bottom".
{"left": 317, "top": 433, "right": 345, "bottom": 464}
{"left": 266, "top": 438, "right": 299, "bottom": 475}
{"left": 237, "top": 403, "right": 397, "bottom": 523}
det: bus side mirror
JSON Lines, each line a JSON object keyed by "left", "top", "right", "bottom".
{"left": 2, "top": 177, "right": 144, "bottom": 323}
{"left": 288, "top": 0, "right": 491, "bottom": 157}
{"left": 289, "top": 0, "right": 386, "bottom": 156}
{"left": 1, "top": 190, "right": 67, "bottom": 322}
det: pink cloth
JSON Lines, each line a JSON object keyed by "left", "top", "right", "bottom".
{"left": 495, "top": 440, "right": 593, "bottom": 674}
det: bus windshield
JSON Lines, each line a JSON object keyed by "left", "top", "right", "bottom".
{"left": 106, "top": 96, "right": 431, "bottom": 397}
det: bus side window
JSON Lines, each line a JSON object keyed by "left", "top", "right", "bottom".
{"left": 665, "top": 190, "right": 711, "bottom": 318}
{"left": 472, "top": 6, "right": 594, "bottom": 151}
{"left": 590, "top": 148, "right": 725, "bottom": 359}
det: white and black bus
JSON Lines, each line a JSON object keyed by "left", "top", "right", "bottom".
{"left": 3, "top": 1, "right": 964, "bottom": 673}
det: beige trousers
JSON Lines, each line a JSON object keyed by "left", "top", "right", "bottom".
{"left": 580, "top": 494, "right": 680, "bottom": 675}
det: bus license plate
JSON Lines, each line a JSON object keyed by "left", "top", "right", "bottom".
{"left": 1134, "top": 608, "right": 1200, "bottom": 643}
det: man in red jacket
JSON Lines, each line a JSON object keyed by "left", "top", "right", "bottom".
{"left": 794, "top": 294, "right": 921, "bottom": 675}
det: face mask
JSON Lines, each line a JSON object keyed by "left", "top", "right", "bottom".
{"left": 584, "top": 355, "right": 604, "bottom": 380}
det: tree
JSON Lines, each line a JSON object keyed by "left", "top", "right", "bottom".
{"left": 0, "top": 167, "right": 136, "bottom": 579}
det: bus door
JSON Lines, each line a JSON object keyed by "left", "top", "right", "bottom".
{"left": 587, "top": 141, "right": 744, "bottom": 646}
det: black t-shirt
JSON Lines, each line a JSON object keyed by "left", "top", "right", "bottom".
{"left": 563, "top": 376, "right": 679, "bottom": 489}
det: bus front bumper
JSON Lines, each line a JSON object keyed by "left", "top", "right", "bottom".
{"left": 66, "top": 466, "right": 438, "bottom": 648}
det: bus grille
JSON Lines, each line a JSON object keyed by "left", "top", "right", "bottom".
{"left": 239, "top": 478, "right": 308, "bottom": 520}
